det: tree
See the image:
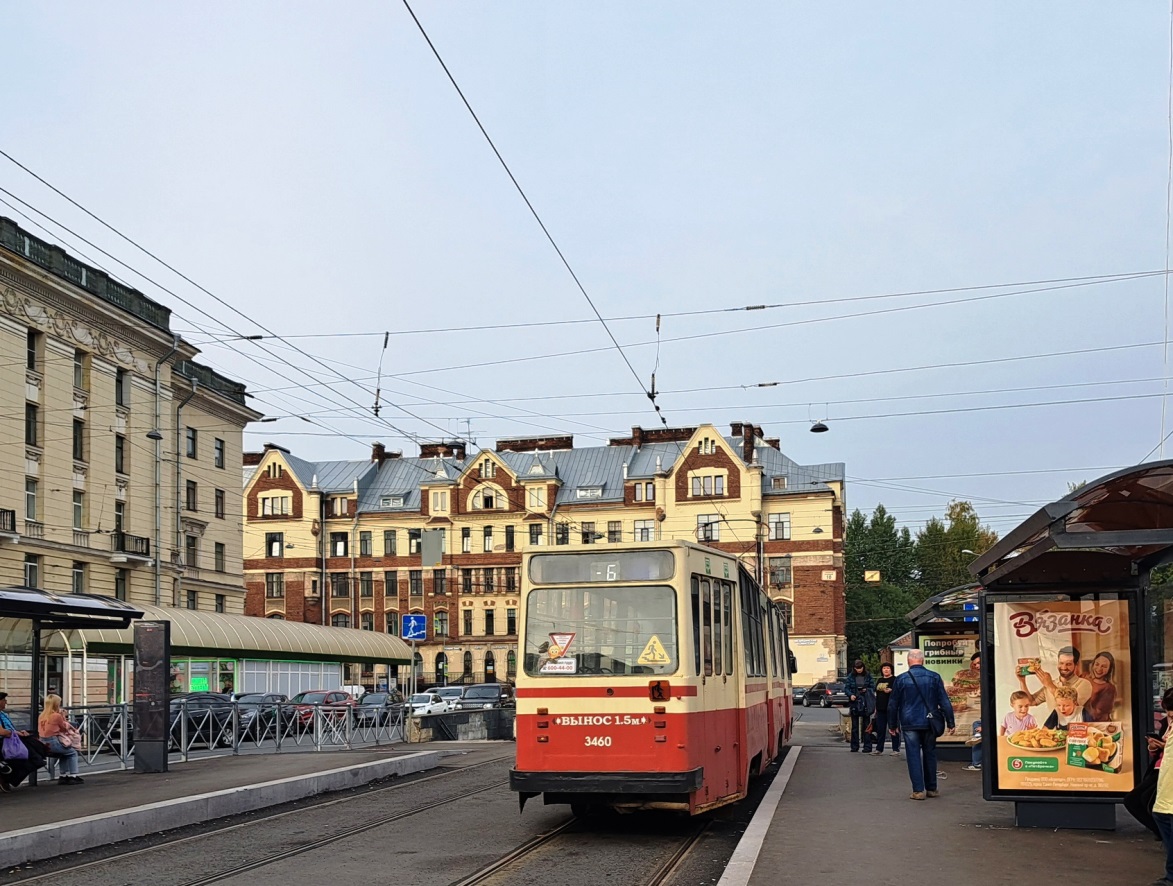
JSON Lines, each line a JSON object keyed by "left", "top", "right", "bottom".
{"left": 915, "top": 501, "right": 998, "bottom": 596}
{"left": 844, "top": 505, "right": 920, "bottom": 662}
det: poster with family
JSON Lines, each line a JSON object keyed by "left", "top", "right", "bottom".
{"left": 991, "top": 599, "right": 1134, "bottom": 795}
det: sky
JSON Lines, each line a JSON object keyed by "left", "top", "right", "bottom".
{"left": 3, "top": 3, "right": 1171, "bottom": 540}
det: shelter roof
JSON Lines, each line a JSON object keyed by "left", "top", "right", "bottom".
{"left": 971, "top": 460, "right": 1173, "bottom": 588}
{"left": 0, "top": 587, "right": 142, "bottom": 631}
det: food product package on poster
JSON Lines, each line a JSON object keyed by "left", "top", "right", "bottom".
{"left": 919, "top": 635, "right": 980, "bottom": 742}
{"left": 992, "top": 599, "right": 1133, "bottom": 794}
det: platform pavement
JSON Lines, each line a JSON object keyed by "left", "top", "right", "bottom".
{"left": 739, "top": 740, "right": 1164, "bottom": 886}
{"left": 0, "top": 741, "right": 514, "bottom": 868}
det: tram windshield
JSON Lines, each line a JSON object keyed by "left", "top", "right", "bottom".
{"left": 523, "top": 586, "right": 678, "bottom": 677}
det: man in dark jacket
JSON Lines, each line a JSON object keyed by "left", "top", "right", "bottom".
{"left": 846, "top": 660, "right": 876, "bottom": 753}
{"left": 889, "top": 650, "right": 955, "bottom": 800}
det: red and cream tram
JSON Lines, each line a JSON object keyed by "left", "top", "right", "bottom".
{"left": 510, "top": 540, "right": 794, "bottom": 815}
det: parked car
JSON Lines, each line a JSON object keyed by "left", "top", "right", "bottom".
{"left": 802, "top": 682, "right": 850, "bottom": 708}
{"left": 289, "top": 689, "right": 355, "bottom": 728}
{"left": 431, "top": 686, "right": 465, "bottom": 708}
{"left": 456, "top": 683, "right": 514, "bottom": 710}
{"left": 356, "top": 690, "right": 404, "bottom": 726}
{"left": 793, "top": 686, "right": 807, "bottom": 706}
{"left": 170, "top": 692, "right": 235, "bottom": 745}
{"left": 234, "top": 692, "right": 288, "bottom": 737}
{"left": 408, "top": 692, "right": 452, "bottom": 716}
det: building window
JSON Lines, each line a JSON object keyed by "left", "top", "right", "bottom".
{"left": 634, "top": 519, "right": 654, "bottom": 542}
{"left": 483, "top": 526, "right": 493, "bottom": 553}
{"left": 461, "top": 527, "right": 471, "bottom": 553}
{"left": 771, "top": 476, "right": 788, "bottom": 491}
{"left": 186, "top": 590, "right": 198, "bottom": 610}
{"left": 214, "top": 542, "right": 226, "bottom": 573}
{"left": 384, "top": 570, "right": 397, "bottom": 596}
{"left": 462, "top": 569, "right": 473, "bottom": 593}
{"left": 73, "top": 349, "right": 88, "bottom": 390}
{"left": 485, "top": 609, "right": 495, "bottom": 635}
{"left": 607, "top": 521, "right": 622, "bottom": 543}
{"left": 25, "top": 478, "right": 37, "bottom": 521}
{"left": 463, "top": 650, "right": 473, "bottom": 676}
{"left": 361, "top": 612, "right": 374, "bottom": 631}
{"left": 360, "top": 571, "right": 373, "bottom": 597}
{"left": 384, "top": 530, "right": 397, "bottom": 556}
{"left": 332, "top": 614, "right": 350, "bottom": 628}
{"left": 25, "top": 403, "right": 38, "bottom": 447}
{"left": 27, "top": 329, "right": 39, "bottom": 371}
{"left": 114, "top": 568, "right": 128, "bottom": 601}
{"left": 435, "top": 609, "right": 449, "bottom": 638}
{"left": 480, "top": 458, "right": 496, "bottom": 479}
{"left": 331, "top": 497, "right": 348, "bottom": 517}
{"left": 330, "top": 532, "right": 348, "bottom": 557}
{"left": 115, "top": 368, "right": 129, "bottom": 407}
{"left": 24, "top": 554, "right": 40, "bottom": 588}
{"left": 260, "top": 495, "right": 289, "bottom": 516}
{"left": 72, "top": 561, "right": 86, "bottom": 595}
{"left": 114, "top": 501, "right": 125, "bottom": 533}
{"left": 768, "top": 513, "right": 791, "bottom": 541}
{"left": 379, "top": 495, "right": 404, "bottom": 508}
{"left": 780, "top": 600, "right": 794, "bottom": 630}
{"left": 505, "top": 525, "right": 515, "bottom": 552}
{"left": 185, "top": 427, "right": 198, "bottom": 459}
{"left": 214, "top": 438, "right": 225, "bottom": 469}
{"left": 72, "top": 419, "right": 86, "bottom": 462}
{"left": 463, "top": 609, "right": 473, "bottom": 636}
{"left": 581, "top": 522, "right": 596, "bottom": 544}
{"left": 484, "top": 568, "right": 495, "bottom": 593}
{"left": 72, "top": 491, "right": 85, "bottom": 530}
{"left": 408, "top": 529, "right": 421, "bottom": 555}
{"left": 699, "top": 436, "right": 716, "bottom": 455}
{"left": 529, "top": 524, "right": 543, "bottom": 546}
{"left": 431, "top": 490, "right": 448, "bottom": 512}
{"left": 527, "top": 486, "right": 546, "bottom": 509}
{"left": 769, "top": 556, "right": 793, "bottom": 586}
{"left": 433, "top": 569, "right": 447, "bottom": 596}
{"left": 214, "top": 489, "right": 225, "bottom": 519}
{"left": 359, "top": 531, "right": 372, "bottom": 557}
{"left": 691, "top": 475, "right": 725, "bottom": 497}
{"left": 215, "top": 594, "right": 226, "bottom": 613}
{"left": 555, "top": 524, "right": 570, "bottom": 545}
{"left": 183, "top": 479, "right": 198, "bottom": 511}
{"left": 507, "top": 608, "right": 517, "bottom": 635}
{"left": 697, "top": 514, "right": 720, "bottom": 542}
{"left": 266, "top": 463, "right": 284, "bottom": 480}
{"left": 266, "top": 573, "right": 285, "bottom": 597}
{"left": 114, "top": 435, "right": 127, "bottom": 474}
{"left": 409, "top": 570, "right": 423, "bottom": 596}
{"left": 472, "top": 487, "right": 497, "bottom": 510}
{"left": 633, "top": 481, "right": 654, "bottom": 502}
{"left": 505, "top": 567, "right": 517, "bottom": 592}
{"left": 265, "top": 532, "right": 284, "bottom": 558}
{"left": 386, "top": 612, "right": 399, "bottom": 635}
{"left": 185, "top": 534, "right": 198, "bottom": 568}
{"left": 330, "top": 574, "right": 350, "bottom": 597}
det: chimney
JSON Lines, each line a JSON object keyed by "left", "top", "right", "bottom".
{"left": 765, "top": 437, "right": 781, "bottom": 450}
{"left": 742, "top": 423, "right": 755, "bottom": 463}
{"left": 243, "top": 451, "right": 264, "bottom": 466}
{"left": 632, "top": 426, "right": 643, "bottom": 449}
{"left": 622, "top": 462, "right": 628, "bottom": 479}
{"left": 372, "top": 441, "right": 386, "bottom": 465}
{"left": 730, "top": 422, "right": 744, "bottom": 437}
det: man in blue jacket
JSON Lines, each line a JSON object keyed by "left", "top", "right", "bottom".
{"left": 888, "top": 650, "right": 955, "bottom": 800}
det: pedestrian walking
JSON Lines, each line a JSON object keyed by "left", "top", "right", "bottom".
{"left": 1151, "top": 688, "right": 1173, "bottom": 885}
{"left": 872, "top": 662, "right": 900, "bottom": 756}
{"left": 1127, "top": 687, "right": 1173, "bottom": 840}
{"left": 846, "top": 660, "right": 876, "bottom": 753}
{"left": 889, "top": 649, "right": 955, "bottom": 800}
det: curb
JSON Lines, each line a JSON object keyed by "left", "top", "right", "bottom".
{"left": 0, "top": 750, "right": 443, "bottom": 868}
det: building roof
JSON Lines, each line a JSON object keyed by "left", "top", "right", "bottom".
{"left": 69, "top": 603, "right": 413, "bottom": 664}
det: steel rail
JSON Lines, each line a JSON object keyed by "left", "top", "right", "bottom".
{"left": 6, "top": 756, "right": 511, "bottom": 886}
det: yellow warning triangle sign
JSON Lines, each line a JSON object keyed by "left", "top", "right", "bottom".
{"left": 638, "top": 635, "right": 670, "bottom": 665}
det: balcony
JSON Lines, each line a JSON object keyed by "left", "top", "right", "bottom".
{"left": 73, "top": 530, "right": 90, "bottom": 548}
{"left": 110, "top": 531, "right": 151, "bottom": 564}
{"left": 0, "top": 509, "right": 16, "bottom": 542}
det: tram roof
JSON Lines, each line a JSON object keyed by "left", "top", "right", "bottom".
{"left": 6, "top": 602, "right": 413, "bottom": 664}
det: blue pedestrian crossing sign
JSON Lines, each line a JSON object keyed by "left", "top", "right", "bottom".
{"left": 402, "top": 614, "right": 427, "bottom": 641}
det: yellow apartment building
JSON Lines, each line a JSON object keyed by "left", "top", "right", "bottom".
{"left": 244, "top": 422, "right": 846, "bottom": 690}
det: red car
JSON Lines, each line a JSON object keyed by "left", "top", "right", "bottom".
{"left": 289, "top": 690, "right": 355, "bottom": 728}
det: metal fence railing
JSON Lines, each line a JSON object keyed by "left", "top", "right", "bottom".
{"left": 40, "top": 701, "right": 409, "bottom": 773}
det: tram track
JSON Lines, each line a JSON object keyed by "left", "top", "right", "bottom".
{"left": 4, "top": 756, "right": 512, "bottom": 886}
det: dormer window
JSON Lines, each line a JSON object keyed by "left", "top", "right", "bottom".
{"left": 380, "top": 495, "right": 405, "bottom": 508}
{"left": 528, "top": 462, "right": 545, "bottom": 475}
{"left": 575, "top": 486, "right": 603, "bottom": 500}
{"left": 771, "top": 476, "right": 788, "bottom": 490}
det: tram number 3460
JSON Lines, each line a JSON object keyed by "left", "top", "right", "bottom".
{"left": 585, "top": 735, "right": 613, "bottom": 747}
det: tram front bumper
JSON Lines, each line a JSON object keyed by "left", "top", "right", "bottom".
{"left": 509, "top": 767, "right": 704, "bottom": 794}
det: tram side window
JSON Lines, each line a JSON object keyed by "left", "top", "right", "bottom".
{"left": 702, "top": 578, "right": 714, "bottom": 676}
{"left": 691, "top": 576, "right": 702, "bottom": 677}
{"left": 712, "top": 579, "right": 723, "bottom": 676}
{"left": 723, "top": 582, "right": 734, "bottom": 676}
{"left": 767, "top": 597, "right": 779, "bottom": 678}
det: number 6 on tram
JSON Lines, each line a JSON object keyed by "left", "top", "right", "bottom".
{"left": 510, "top": 540, "right": 795, "bottom": 815}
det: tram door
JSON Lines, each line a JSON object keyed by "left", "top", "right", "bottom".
{"left": 698, "top": 574, "right": 741, "bottom": 800}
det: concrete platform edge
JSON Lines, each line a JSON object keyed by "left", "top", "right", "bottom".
{"left": 0, "top": 750, "right": 443, "bottom": 868}
{"left": 717, "top": 745, "right": 803, "bottom": 886}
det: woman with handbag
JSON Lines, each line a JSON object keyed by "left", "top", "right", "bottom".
{"left": 38, "top": 694, "right": 83, "bottom": 785}
{"left": 0, "top": 691, "right": 38, "bottom": 792}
